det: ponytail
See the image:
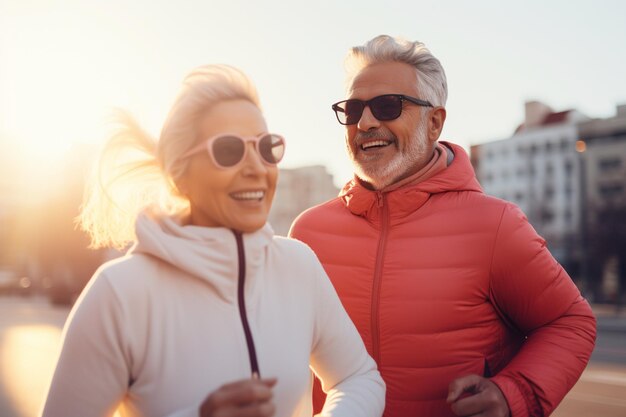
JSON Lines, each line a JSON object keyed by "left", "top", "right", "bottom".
{"left": 78, "top": 110, "right": 188, "bottom": 250}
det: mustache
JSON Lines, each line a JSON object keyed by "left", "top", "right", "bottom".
{"left": 354, "top": 129, "right": 396, "bottom": 144}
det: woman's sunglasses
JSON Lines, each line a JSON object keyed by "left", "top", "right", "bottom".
{"left": 182, "top": 133, "right": 286, "bottom": 169}
{"left": 332, "top": 94, "right": 433, "bottom": 125}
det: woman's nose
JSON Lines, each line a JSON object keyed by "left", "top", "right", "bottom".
{"left": 241, "top": 142, "right": 268, "bottom": 175}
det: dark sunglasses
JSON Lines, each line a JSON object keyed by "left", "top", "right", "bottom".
{"left": 182, "top": 133, "right": 286, "bottom": 168}
{"left": 332, "top": 94, "right": 433, "bottom": 125}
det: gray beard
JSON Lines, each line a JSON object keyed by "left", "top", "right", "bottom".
{"left": 349, "top": 122, "right": 428, "bottom": 190}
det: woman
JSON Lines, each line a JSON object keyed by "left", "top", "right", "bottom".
{"left": 40, "top": 65, "right": 384, "bottom": 417}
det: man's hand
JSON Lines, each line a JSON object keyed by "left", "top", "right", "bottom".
{"left": 447, "top": 374, "right": 510, "bottom": 417}
{"left": 199, "top": 377, "right": 277, "bottom": 417}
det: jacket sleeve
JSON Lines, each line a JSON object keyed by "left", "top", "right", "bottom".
{"left": 488, "top": 203, "right": 597, "bottom": 417}
{"left": 309, "top": 259, "right": 385, "bottom": 417}
{"left": 40, "top": 272, "right": 130, "bottom": 417}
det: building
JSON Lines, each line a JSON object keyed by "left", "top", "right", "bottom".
{"left": 0, "top": 139, "right": 27, "bottom": 267}
{"left": 579, "top": 104, "right": 626, "bottom": 208}
{"left": 269, "top": 165, "right": 339, "bottom": 236}
{"left": 471, "top": 101, "right": 590, "bottom": 272}
{"left": 578, "top": 104, "right": 626, "bottom": 302}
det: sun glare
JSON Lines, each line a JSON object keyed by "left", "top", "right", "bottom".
{"left": 0, "top": 325, "right": 62, "bottom": 417}
{"left": 1, "top": 7, "right": 137, "bottom": 202}
{"left": 0, "top": 324, "right": 123, "bottom": 417}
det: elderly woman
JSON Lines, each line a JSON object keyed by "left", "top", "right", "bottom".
{"left": 40, "top": 65, "right": 384, "bottom": 417}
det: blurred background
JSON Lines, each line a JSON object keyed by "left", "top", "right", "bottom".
{"left": 1, "top": 0, "right": 625, "bottom": 416}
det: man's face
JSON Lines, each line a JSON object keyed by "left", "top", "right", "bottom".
{"left": 345, "top": 61, "right": 434, "bottom": 190}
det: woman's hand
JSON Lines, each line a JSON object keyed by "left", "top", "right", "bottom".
{"left": 199, "top": 377, "right": 277, "bottom": 417}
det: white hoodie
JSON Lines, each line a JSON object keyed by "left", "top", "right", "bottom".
{"left": 41, "top": 211, "right": 385, "bottom": 417}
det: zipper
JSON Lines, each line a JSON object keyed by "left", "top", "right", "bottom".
{"left": 233, "top": 230, "right": 260, "bottom": 378}
{"left": 371, "top": 192, "right": 389, "bottom": 364}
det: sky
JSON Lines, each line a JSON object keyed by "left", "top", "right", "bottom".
{"left": 2, "top": 0, "right": 626, "bottom": 188}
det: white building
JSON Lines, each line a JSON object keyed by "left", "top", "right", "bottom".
{"left": 471, "top": 101, "right": 590, "bottom": 267}
{"left": 269, "top": 165, "right": 339, "bottom": 236}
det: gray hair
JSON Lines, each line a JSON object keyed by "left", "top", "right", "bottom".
{"left": 345, "top": 35, "right": 448, "bottom": 107}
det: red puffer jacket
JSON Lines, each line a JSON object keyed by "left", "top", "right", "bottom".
{"left": 290, "top": 142, "right": 596, "bottom": 417}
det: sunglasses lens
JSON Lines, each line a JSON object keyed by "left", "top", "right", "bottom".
{"left": 334, "top": 95, "right": 404, "bottom": 125}
{"left": 343, "top": 100, "right": 365, "bottom": 125}
{"left": 371, "top": 95, "right": 403, "bottom": 120}
{"left": 212, "top": 135, "right": 245, "bottom": 167}
{"left": 259, "top": 134, "right": 285, "bottom": 164}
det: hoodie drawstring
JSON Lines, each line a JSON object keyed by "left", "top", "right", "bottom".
{"left": 233, "top": 230, "right": 261, "bottom": 378}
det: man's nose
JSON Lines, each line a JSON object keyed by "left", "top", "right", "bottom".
{"left": 356, "top": 105, "right": 381, "bottom": 131}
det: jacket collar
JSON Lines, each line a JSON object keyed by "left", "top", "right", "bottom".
{"left": 339, "top": 141, "right": 483, "bottom": 222}
{"left": 129, "top": 208, "right": 274, "bottom": 302}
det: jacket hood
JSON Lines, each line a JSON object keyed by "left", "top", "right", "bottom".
{"left": 339, "top": 141, "right": 483, "bottom": 221}
{"left": 129, "top": 209, "right": 274, "bottom": 302}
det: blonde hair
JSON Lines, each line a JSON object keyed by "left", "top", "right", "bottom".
{"left": 345, "top": 35, "right": 448, "bottom": 107}
{"left": 79, "top": 64, "right": 261, "bottom": 249}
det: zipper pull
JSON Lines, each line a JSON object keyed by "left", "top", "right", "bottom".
{"left": 376, "top": 191, "right": 384, "bottom": 208}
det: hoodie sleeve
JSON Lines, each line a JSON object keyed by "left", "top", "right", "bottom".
{"left": 488, "top": 203, "right": 596, "bottom": 417}
{"left": 40, "top": 271, "right": 130, "bottom": 417}
{"left": 309, "top": 260, "right": 385, "bottom": 417}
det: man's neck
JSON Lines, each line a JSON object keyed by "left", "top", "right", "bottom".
{"left": 376, "top": 143, "right": 450, "bottom": 192}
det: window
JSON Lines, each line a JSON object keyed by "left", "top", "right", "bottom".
{"left": 599, "top": 183, "right": 624, "bottom": 199}
{"left": 564, "top": 209, "right": 572, "bottom": 224}
{"left": 541, "top": 207, "right": 555, "bottom": 224}
{"left": 565, "top": 183, "right": 573, "bottom": 199}
{"left": 598, "top": 157, "right": 622, "bottom": 173}
{"left": 564, "top": 159, "right": 573, "bottom": 176}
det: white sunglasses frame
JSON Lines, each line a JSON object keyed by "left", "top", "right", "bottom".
{"left": 182, "top": 132, "right": 286, "bottom": 169}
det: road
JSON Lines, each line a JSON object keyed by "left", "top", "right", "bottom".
{"left": 0, "top": 296, "right": 68, "bottom": 417}
{"left": 1, "top": 296, "right": 625, "bottom": 417}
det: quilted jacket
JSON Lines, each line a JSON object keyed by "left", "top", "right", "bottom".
{"left": 290, "top": 141, "right": 596, "bottom": 417}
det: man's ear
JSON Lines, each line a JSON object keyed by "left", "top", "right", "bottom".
{"left": 427, "top": 107, "right": 447, "bottom": 142}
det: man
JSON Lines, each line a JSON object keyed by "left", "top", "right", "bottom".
{"left": 289, "top": 35, "right": 596, "bottom": 417}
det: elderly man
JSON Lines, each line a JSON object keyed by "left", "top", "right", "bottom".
{"left": 290, "top": 35, "right": 596, "bottom": 417}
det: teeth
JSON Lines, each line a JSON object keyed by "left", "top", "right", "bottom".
{"left": 231, "top": 191, "right": 264, "bottom": 200}
{"left": 362, "top": 140, "right": 390, "bottom": 150}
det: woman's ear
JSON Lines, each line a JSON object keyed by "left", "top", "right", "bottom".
{"left": 427, "top": 107, "right": 447, "bottom": 142}
{"left": 172, "top": 174, "right": 188, "bottom": 198}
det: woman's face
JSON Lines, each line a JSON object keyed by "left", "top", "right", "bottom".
{"left": 178, "top": 99, "right": 278, "bottom": 232}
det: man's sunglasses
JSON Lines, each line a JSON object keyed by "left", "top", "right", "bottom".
{"left": 332, "top": 94, "right": 433, "bottom": 125}
{"left": 182, "top": 133, "right": 286, "bottom": 169}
